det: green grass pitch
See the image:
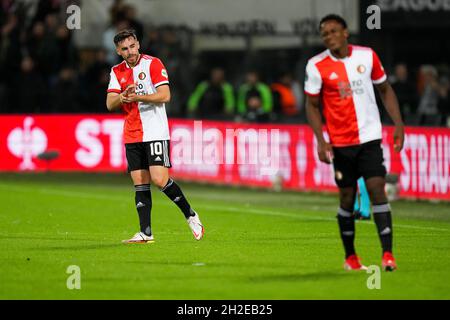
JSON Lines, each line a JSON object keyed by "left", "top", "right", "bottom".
{"left": 0, "top": 173, "right": 449, "bottom": 299}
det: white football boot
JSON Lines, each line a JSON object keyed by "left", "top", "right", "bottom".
{"left": 122, "top": 232, "right": 154, "bottom": 244}
{"left": 187, "top": 212, "right": 204, "bottom": 240}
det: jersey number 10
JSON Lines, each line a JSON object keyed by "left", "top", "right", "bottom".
{"left": 149, "top": 142, "right": 163, "bottom": 156}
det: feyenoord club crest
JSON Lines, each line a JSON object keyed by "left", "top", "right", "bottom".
{"left": 357, "top": 65, "right": 366, "bottom": 74}
{"left": 138, "top": 72, "right": 146, "bottom": 80}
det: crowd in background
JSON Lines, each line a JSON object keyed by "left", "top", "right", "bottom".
{"left": 0, "top": 0, "right": 449, "bottom": 127}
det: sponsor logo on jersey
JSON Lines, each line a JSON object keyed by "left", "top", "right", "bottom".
{"left": 338, "top": 80, "right": 365, "bottom": 98}
{"left": 337, "top": 81, "right": 353, "bottom": 99}
{"left": 329, "top": 72, "right": 338, "bottom": 80}
{"left": 161, "top": 69, "right": 168, "bottom": 78}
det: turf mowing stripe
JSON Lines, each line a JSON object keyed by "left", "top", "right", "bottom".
{"left": 196, "top": 204, "right": 450, "bottom": 232}
{"left": 0, "top": 184, "right": 448, "bottom": 233}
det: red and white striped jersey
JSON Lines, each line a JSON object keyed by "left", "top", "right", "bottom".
{"left": 107, "top": 54, "right": 170, "bottom": 144}
{"left": 304, "top": 45, "right": 387, "bottom": 147}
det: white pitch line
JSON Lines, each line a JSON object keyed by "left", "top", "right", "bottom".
{"left": 198, "top": 204, "right": 329, "bottom": 221}
{"left": 194, "top": 193, "right": 338, "bottom": 204}
{"left": 196, "top": 204, "right": 450, "bottom": 232}
{"left": 0, "top": 184, "right": 448, "bottom": 232}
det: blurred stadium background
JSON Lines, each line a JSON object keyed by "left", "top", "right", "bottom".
{"left": 1, "top": 0, "right": 449, "bottom": 200}
{"left": 1, "top": 0, "right": 449, "bottom": 122}
{"left": 0, "top": 0, "right": 449, "bottom": 300}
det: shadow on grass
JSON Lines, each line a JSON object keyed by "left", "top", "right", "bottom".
{"left": 248, "top": 271, "right": 356, "bottom": 283}
{"left": 0, "top": 234, "right": 107, "bottom": 242}
{"left": 123, "top": 261, "right": 241, "bottom": 267}
{"left": 26, "top": 243, "right": 123, "bottom": 251}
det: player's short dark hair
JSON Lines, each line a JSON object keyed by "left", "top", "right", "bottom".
{"left": 319, "top": 14, "right": 348, "bottom": 31}
{"left": 113, "top": 29, "right": 137, "bottom": 46}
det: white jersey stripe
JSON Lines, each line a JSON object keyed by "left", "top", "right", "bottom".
{"left": 342, "top": 49, "right": 382, "bottom": 144}
{"left": 154, "top": 80, "right": 169, "bottom": 88}
{"left": 135, "top": 56, "right": 170, "bottom": 142}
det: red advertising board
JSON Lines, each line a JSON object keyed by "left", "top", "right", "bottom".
{"left": 1, "top": 115, "right": 449, "bottom": 201}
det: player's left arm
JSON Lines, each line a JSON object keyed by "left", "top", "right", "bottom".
{"left": 126, "top": 84, "right": 171, "bottom": 104}
{"left": 375, "top": 80, "right": 404, "bottom": 153}
{"left": 371, "top": 49, "right": 404, "bottom": 153}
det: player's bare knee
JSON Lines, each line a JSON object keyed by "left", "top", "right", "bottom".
{"left": 366, "top": 186, "right": 385, "bottom": 203}
{"left": 371, "top": 191, "right": 388, "bottom": 205}
{"left": 339, "top": 194, "right": 355, "bottom": 211}
{"left": 338, "top": 187, "right": 356, "bottom": 211}
{"left": 365, "top": 178, "right": 387, "bottom": 204}
{"left": 152, "top": 175, "right": 168, "bottom": 189}
{"left": 130, "top": 171, "right": 150, "bottom": 185}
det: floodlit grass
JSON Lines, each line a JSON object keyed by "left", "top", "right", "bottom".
{"left": 0, "top": 173, "right": 449, "bottom": 299}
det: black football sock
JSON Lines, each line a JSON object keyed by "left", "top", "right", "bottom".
{"left": 337, "top": 208, "right": 356, "bottom": 258}
{"left": 160, "top": 178, "right": 195, "bottom": 219}
{"left": 135, "top": 184, "right": 152, "bottom": 236}
{"left": 373, "top": 203, "right": 393, "bottom": 254}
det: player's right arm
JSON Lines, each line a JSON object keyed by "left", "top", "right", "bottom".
{"left": 304, "top": 60, "right": 333, "bottom": 164}
{"left": 106, "top": 68, "right": 131, "bottom": 112}
{"left": 106, "top": 85, "right": 135, "bottom": 111}
{"left": 306, "top": 95, "right": 333, "bottom": 164}
{"left": 106, "top": 92, "right": 123, "bottom": 111}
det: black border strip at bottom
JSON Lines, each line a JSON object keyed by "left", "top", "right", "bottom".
{"left": 1, "top": 300, "right": 444, "bottom": 318}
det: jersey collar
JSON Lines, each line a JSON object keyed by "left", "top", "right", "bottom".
{"left": 327, "top": 45, "right": 353, "bottom": 62}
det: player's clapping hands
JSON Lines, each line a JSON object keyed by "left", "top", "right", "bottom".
{"left": 121, "top": 83, "right": 139, "bottom": 103}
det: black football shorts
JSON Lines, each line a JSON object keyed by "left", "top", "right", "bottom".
{"left": 125, "top": 140, "right": 171, "bottom": 172}
{"left": 332, "top": 139, "right": 387, "bottom": 188}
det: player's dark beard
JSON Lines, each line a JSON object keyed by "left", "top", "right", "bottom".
{"left": 126, "top": 54, "right": 138, "bottom": 66}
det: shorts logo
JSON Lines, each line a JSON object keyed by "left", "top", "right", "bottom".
{"left": 335, "top": 171, "right": 343, "bottom": 181}
{"left": 161, "top": 69, "right": 168, "bottom": 78}
{"left": 138, "top": 72, "right": 146, "bottom": 80}
{"left": 357, "top": 65, "right": 366, "bottom": 74}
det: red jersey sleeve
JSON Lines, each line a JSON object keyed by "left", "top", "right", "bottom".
{"left": 150, "top": 58, "right": 169, "bottom": 88}
{"left": 371, "top": 50, "right": 387, "bottom": 84}
{"left": 107, "top": 68, "right": 121, "bottom": 93}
